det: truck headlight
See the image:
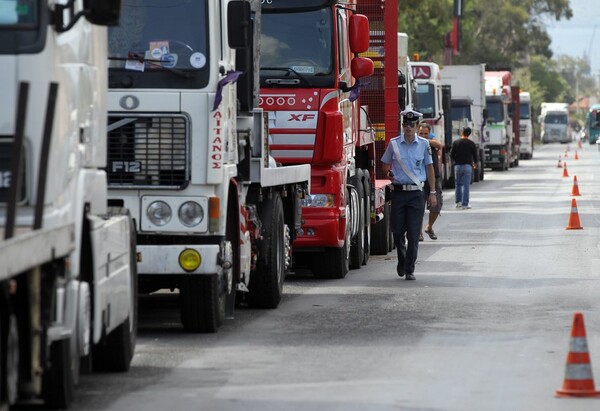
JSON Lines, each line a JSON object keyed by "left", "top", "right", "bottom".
{"left": 301, "top": 194, "right": 335, "bottom": 207}
{"left": 178, "top": 201, "right": 204, "bottom": 227}
{"left": 147, "top": 201, "right": 172, "bottom": 226}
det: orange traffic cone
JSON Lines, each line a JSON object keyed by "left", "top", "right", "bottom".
{"left": 571, "top": 176, "right": 581, "bottom": 196}
{"left": 574, "top": 151, "right": 579, "bottom": 160}
{"left": 565, "top": 198, "right": 583, "bottom": 230}
{"left": 564, "top": 151, "right": 568, "bottom": 159}
{"left": 555, "top": 312, "right": 600, "bottom": 397}
{"left": 557, "top": 155, "right": 562, "bottom": 168}
{"left": 578, "top": 139, "right": 583, "bottom": 149}
{"left": 562, "top": 162, "right": 569, "bottom": 177}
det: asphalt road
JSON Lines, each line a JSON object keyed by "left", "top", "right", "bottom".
{"left": 67, "top": 142, "right": 600, "bottom": 411}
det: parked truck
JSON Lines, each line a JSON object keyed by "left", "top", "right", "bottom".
{"left": 1, "top": 1, "right": 137, "bottom": 408}
{"left": 519, "top": 91, "right": 534, "bottom": 159}
{"left": 539, "top": 102, "right": 571, "bottom": 144}
{"left": 484, "top": 71, "right": 519, "bottom": 170}
{"left": 408, "top": 60, "right": 454, "bottom": 187}
{"left": 259, "top": 0, "right": 384, "bottom": 279}
{"left": 106, "top": 0, "right": 310, "bottom": 333}
{"left": 440, "top": 64, "right": 487, "bottom": 182}
{"left": 584, "top": 103, "right": 600, "bottom": 144}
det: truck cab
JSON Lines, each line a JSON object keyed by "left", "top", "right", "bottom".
{"left": 484, "top": 71, "right": 517, "bottom": 170}
{"left": 519, "top": 91, "right": 534, "bottom": 159}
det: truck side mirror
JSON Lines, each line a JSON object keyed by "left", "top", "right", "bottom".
{"left": 398, "top": 87, "right": 406, "bottom": 111}
{"left": 228, "top": 1, "right": 251, "bottom": 49}
{"left": 84, "top": 0, "right": 121, "bottom": 26}
{"left": 349, "top": 14, "right": 370, "bottom": 53}
{"left": 483, "top": 108, "right": 488, "bottom": 120}
{"left": 351, "top": 57, "right": 374, "bottom": 79}
{"left": 508, "top": 103, "right": 515, "bottom": 118}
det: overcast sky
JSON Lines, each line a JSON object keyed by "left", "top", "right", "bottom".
{"left": 546, "top": 0, "right": 600, "bottom": 73}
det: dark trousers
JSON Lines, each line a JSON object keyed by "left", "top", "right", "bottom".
{"left": 390, "top": 190, "right": 426, "bottom": 274}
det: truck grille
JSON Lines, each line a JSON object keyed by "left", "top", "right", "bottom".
{"left": 107, "top": 115, "right": 189, "bottom": 188}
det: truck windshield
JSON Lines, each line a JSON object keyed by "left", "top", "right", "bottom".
{"left": 451, "top": 104, "right": 471, "bottom": 122}
{"left": 260, "top": 8, "right": 334, "bottom": 87}
{"left": 545, "top": 114, "right": 567, "bottom": 124}
{"left": 486, "top": 100, "right": 504, "bottom": 123}
{"left": 414, "top": 83, "right": 436, "bottom": 117}
{"left": 107, "top": 0, "right": 209, "bottom": 89}
{"left": 0, "top": 0, "right": 37, "bottom": 26}
{"left": 520, "top": 103, "right": 530, "bottom": 119}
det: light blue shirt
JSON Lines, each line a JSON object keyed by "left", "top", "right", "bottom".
{"left": 381, "top": 133, "right": 433, "bottom": 185}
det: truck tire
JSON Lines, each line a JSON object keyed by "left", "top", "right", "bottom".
{"left": 93, "top": 215, "right": 137, "bottom": 372}
{"left": 370, "top": 201, "right": 389, "bottom": 255}
{"left": 248, "top": 192, "right": 286, "bottom": 308}
{"left": 180, "top": 274, "right": 224, "bottom": 333}
{"left": 349, "top": 174, "right": 364, "bottom": 270}
{"left": 313, "top": 188, "right": 351, "bottom": 279}
{"left": 361, "top": 170, "right": 371, "bottom": 265}
{"left": 43, "top": 337, "right": 75, "bottom": 409}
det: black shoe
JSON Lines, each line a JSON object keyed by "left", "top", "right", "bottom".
{"left": 405, "top": 273, "right": 415, "bottom": 281}
{"left": 396, "top": 264, "right": 405, "bottom": 277}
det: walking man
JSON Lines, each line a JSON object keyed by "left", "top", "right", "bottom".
{"left": 451, "top": 127, "right": 478, "bottom": 209}
{"left": 381, "top": 109, "right": 436, "bottom": 280}
{"left": 418, "top": 122, "right": 443, "bottom": 241}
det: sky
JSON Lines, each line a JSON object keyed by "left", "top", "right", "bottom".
{"left": 546, "top": 0, "right": 600, "bottom": 73}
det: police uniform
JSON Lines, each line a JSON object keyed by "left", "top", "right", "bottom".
{"left": 380, "top": 109, "right": 433, "bottom": 279}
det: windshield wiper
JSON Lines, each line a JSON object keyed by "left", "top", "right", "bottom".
{"left": 108, "top": 54, "right": 193, "bottom": 79}
{"left": 261, "top": 67, "right": 312, "bottom": 87}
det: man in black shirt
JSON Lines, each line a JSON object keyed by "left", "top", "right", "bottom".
{"left": 450, "top": 127, "right": 478, "bottom": 209}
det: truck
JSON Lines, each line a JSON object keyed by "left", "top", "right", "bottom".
{"left": 408, "top": 60, "right": 454, "bottom": 187}
{"left": 259, "top": 0, "right": 389, "bottom": 279}
{"left": 440, "top": 64, "right": 487, "bottom": 182}
{"left": 105, "top": 0, "right": 310, "bottom": 333}
{"left": 539, "top": 102, "right": 571, "bottom": 144}
{"left": 519, "top": 91, "right": 534, "bottom": 159}
{"left": 397, "top": 33, "right": 416, "bottom": 113}
{"left": 584, "top": 103, "right": 600, "bottom": 144}
{"left": 484, "top": 71, "right": 519, "bottom": 170}
{"left": 1, "top": 1, "right": 137, "bottom": 408}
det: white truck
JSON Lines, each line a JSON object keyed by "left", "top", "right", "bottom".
{"left": 539, "top": 102, "right": 571, "bottom": 144}
{"left": 484, "top": 71, "right": 519, "bottom": 170}
{"left": 1, "top": 1, "right": 137, "bottom": 408}
{"left": 519, "top": 91, "right": 534, "bottom": 158}
{"left": 440, "top": 64, "right": 487, "bottom": 182}
{"left": 397, "top": 33, "right": 416, "bottom": 111}
{"left": 106, "top": 0, "right": 310, "bottom": 333}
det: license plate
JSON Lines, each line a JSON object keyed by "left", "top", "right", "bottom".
{"left": 492, "top": 149, "right": 500, "bottom": 155}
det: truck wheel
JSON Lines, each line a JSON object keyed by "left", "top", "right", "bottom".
{"left": 180, "top": 274, "right": 224, "bottom": 333}
{"left": 349, "top": 174, "right": 364, "bottom": 270}
{"left": 370, "top": 201, "right": 389, "bottom": 255}
{"left": 248, "top": 193, "right": 286, "bottom": 308}
{"left": 313, "top": 189, "right": 351, "bottom": 279}
{"left": 43, "top": 337, "right": 75, "bottom": 409}
{"left": 93, "top": 216, "right": 137, "bottom": 372}
{"left": 361, "top": 170, "right": 371, "bottom": 265}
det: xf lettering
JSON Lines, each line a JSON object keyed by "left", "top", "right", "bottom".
{"left": 288, "top": 114, "right": 316, "bottom": 121}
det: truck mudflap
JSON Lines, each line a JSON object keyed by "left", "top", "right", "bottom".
{"left": 137, "top": 244, "right": 221, "bottom": 274}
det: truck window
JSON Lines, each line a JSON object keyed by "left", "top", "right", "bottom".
{"left": 545, "top": 114, "right": 567, "bottom": 124}
{"left": 0, "top": 0, "right": 36, "bottom": 26}
{"left": 414, "top": 83, "right": 435, "bottom": 117}
{"left": 520, "top": 103, "right": 530, "bottom": 120}
{"left": 107, "top": 0, "right": 209, "bottom": 89}
{"left": 485, "top": 100, "right": 504, "bottom": 123}
{"left": 451, "top": 104, "right": 471, "bottom": 122}
{"left": 261, "top": 8, "right": 334, "bottom": 84}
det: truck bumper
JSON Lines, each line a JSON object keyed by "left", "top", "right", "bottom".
{"left": 137, "top": 244, "right": 220, "bottom": 275}
{"left": 295, "top": 209, "right": 345, "bottom": 248}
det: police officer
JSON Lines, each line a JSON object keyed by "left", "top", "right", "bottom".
{"left": 381, "top": 109, "right": 436, "bottom": 280}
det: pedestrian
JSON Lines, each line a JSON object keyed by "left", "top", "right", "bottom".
{"left": 381, "top": 109, "right": 436, "bottom": 281}
{"left": 451, "top": 126, "right": 478, "bottom": 209}
{"left": 417, "top": 122, "right": 443, "bottom": 241}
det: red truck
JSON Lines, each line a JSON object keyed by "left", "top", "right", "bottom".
{"left": 259, "top": 0, "right": 395, "bottom": 278}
